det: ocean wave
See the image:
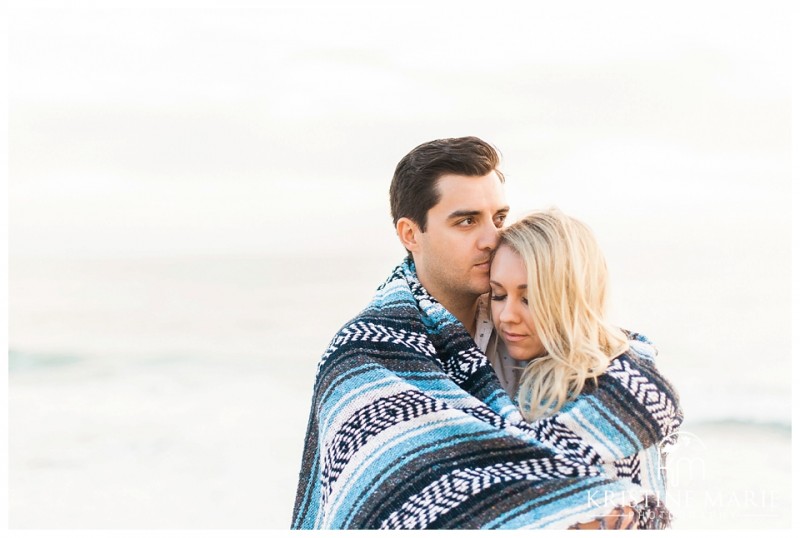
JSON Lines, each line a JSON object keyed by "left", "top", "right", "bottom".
{"left": 681, "top": 417, "right": 791, "bottom": 433}
{"left": 8, "top": 348, "right": 792, "bottom": 434}
{"left": 8, "top": 349, "right": 84, "bottom": 372}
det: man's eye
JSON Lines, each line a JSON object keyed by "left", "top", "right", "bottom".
{"left": 459, "top": 217, "right": 476, "bottom": 226}
{"left": 494, "top": 214, "right": 507, "bottom": 227}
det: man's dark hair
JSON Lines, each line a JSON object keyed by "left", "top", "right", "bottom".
{"left": 389, "top": 136, "right": 505, "bottom": 232}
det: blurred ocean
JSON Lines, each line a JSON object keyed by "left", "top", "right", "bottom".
{"left": 8, "top": 250, "right": 792, "bottom": 529}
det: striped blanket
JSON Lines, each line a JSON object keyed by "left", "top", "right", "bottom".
{"left": 291, "top": 258, "right": 682, "bottom": 529}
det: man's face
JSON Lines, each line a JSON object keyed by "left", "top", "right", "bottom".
{"left": 413, "top": 171, "right": 509, "bottom": 306}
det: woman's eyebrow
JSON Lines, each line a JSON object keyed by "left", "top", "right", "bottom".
{"left": 490, "top": 282, "right": 527, "bottom": 289}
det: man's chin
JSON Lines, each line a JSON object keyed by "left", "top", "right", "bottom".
{"left": 470, "top": 278, "right": 491, "bottom": 296}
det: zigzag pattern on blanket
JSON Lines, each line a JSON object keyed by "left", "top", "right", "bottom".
{"left": 292, "top": 258, "right": 682, "bottom": 529}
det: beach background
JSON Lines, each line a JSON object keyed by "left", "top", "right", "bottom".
{"left": 6, "top": 0, "right": 792, "bottom": 531}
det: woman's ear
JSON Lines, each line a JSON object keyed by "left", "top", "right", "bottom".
{"left": 396, "top": 217, "right": 421, "bottom": 253}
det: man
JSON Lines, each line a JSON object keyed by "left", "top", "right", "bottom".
{"left": 391, "top": 137, "right": 525, "bottom": 395}
{"left": 291, "top": 137, "right": 649, "bottom": 529}
{"left": 390, "top": 136, "right": 508, "bottom": 334}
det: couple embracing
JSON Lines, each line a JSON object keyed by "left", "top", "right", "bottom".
{"left": 292, "top": 136, "right": 682, "bottom": 530}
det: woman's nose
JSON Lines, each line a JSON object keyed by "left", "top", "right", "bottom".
{"left": 498, "top": 301, "right": 519, "bottom": 323}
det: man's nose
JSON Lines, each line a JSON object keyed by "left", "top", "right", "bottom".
{"left": 477, "top": 221, "right": 499, "bottom": 251}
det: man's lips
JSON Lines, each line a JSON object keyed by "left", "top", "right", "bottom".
{"left": 474, "top": 260, "right": 491, "bottom": 270}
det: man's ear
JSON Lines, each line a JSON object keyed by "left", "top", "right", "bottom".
{"left": 396, "top": 217, "right": 421, "bottom": 253}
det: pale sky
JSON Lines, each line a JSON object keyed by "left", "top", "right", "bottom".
{"left": 8, "top": 1, "right": 791, "bottom": 258}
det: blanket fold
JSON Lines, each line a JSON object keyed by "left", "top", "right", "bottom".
{"left": 292, "top": 258, "right": 682, "bottom": 529}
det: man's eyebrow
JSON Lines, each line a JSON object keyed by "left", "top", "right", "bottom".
{"left": 447, "top": 206, "right": 510, "bottom": 220}
{"left": 447, "top": 210, "right": 481, "bottom": 220}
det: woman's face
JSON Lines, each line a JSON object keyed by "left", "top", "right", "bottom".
{"left": 489, "top": 244, "right": 546, "bottom": 361}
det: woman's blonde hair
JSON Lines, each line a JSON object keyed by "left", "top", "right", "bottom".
{"left": 497, "top": 208, "right": 629, "bottom": 422}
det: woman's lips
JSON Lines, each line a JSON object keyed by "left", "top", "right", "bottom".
{"left": 502, "top": 331, "right": 528, "bottom": 343}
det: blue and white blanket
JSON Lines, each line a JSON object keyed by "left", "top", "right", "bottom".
{"left": 291, "top": 258, "right": 682, "bottom": 529}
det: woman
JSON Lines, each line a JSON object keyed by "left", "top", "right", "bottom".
{"left": 489, "top": 208, "right": 681, "bottom": 529}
